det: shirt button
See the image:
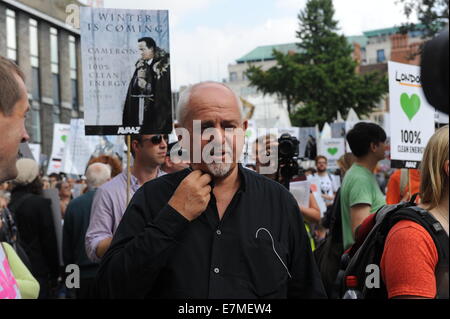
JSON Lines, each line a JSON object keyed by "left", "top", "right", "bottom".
{"left": 214, "top": 268, "right": 220, "bottom": 274}
{"left": 216, "top": 229, "right": 222, "bottom": 236}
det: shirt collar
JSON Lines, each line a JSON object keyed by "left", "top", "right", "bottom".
{"left": 237, "top": 163, "right": 248, "bottom": 193}
{"left": 125, "top": 168, "right": 165, "bottom": 187}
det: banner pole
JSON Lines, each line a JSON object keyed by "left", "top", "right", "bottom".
{"left": 127, "top": 135, "right": 131, "bottom": 205}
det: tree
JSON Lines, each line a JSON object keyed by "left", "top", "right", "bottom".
{"left": 246, "top": 0, "right": 388, "bottom": 128}
{"left": 245, "top": 51, "right": 302, "bottom": 115}
{"left": 397, "top": 0, "right": 449, "bottom": 38}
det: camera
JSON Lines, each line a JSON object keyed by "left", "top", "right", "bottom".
{"left": 278, "top": 133, "right": 301, "bottom": 189}
{"left": 278, "top": 133, "right": 300, "bottom": 159}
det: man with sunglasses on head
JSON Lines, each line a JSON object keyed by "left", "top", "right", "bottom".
{"left": 85, "top": 134, "right": 168, "bottom": 262}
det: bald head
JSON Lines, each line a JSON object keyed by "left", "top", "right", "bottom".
{"left": 177, "top": 82, "right": 244, "bottom": 127}
{"left": 85, "top": 162, "right": 111, "bottom": 189}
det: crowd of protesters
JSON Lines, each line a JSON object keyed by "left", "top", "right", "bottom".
{"left": 1, "top": 56, "right": 448, "bottom": 300}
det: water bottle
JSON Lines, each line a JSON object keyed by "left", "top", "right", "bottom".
{"left": 342, "top": 276, "right": 363, "bottom": 299}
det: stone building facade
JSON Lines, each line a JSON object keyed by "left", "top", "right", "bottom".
{"left": 0, "top": 0, "right": 83, "bottom": 163}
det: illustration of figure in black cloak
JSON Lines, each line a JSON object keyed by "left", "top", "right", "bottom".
{"left": 122, "top": 37, "right": 172, "bottom": 133}
{"left": 304, "top": 134, "right": 317, "bottom": 160}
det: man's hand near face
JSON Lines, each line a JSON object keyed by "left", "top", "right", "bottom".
{"left": 168, "top": 170, "right": 212, "bottom": 221}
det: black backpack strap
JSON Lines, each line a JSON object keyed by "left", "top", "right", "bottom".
{"left": 388, "top": 206, "right": 448, "bottom": 261}
{"left": 388, "top": 206, "right": 449, "bottom": 298}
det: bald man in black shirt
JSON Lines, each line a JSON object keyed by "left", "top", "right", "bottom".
{"left": 95, "top": 82, "right": 326, "bottom": 299}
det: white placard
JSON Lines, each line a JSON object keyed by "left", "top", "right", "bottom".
{"left": 318, "top": 138, "right": 345, "bottom": 169}
{"left": 289, "top": 181, "right": 310, "bottom": 208}
{"left": 299, "top": 127, "right": 318, "bottom": 159}
{"left": 80, "top": 8, "right": 172, "bottom": 135}
{"left": 28, "top": 143, "right": 41, "bottom": 163}
{"left": 309, "top": 176, "right": 327, "bottom": 216}
{"left": 278, "top": 127, "right": 300, "bottom": 139}
{"left": 242, "top": 120, "right": 258, "bottom": 164}
{"left": 47, "top": 123, "right": 70, "bottom": 175}
{"left": 388, "top": 61, "right": 435, "bottom": 169}
{"left": 61, "top": 119, "right": 125, "bottom": 175}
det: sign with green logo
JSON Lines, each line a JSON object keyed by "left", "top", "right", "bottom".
{"left": 388, "top": 61, "right": 435, "bottom": 169}
{"left": 319, "top": 138, "right": 345, "bottom": 170}
{"left": 327, "top": 147, "right": 338, "bottom": 156}
{"left": 400, "top": 93, "right": 421, "bottom": 121}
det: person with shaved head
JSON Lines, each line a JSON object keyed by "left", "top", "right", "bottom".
{"left": 96, "top": 82, "right": 326, "bottom": 299}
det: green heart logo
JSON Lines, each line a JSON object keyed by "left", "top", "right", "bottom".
{"left": 327, "top": 148, "right": 338, "bottom": 156}
{"left": 400, "top": 93, "right": 421, "bottom": 121}
{"left": 61, "top": 135, "right": 67, "bottom": 143}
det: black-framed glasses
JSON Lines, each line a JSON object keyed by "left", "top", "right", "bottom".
{"left": 142, "top": 134, "right": 169, "bottom": 145}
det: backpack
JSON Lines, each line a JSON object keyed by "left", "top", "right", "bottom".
{"left": 314, "top": 188, "right": 343, "bottom": 298}
{"left": 338, "top": 195, "right": 449, "bottom": 299}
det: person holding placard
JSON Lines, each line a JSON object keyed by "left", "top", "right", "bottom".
{"left": 85, "top": 134, "right": 167, "bottom": 263}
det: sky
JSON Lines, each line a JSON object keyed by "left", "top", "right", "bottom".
{"left": 101, "top": 0, "right": 418, "bottom": 90}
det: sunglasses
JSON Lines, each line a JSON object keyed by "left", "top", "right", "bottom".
{"left": 142, "top": 135, "right": 169, "bottom": 145}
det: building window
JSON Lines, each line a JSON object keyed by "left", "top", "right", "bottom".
{"left": 52, "top": 74, "right": 61, "bottom": 123}
{"left": 29, "top": 19, "right": 41, "bottom": 101}
{"left": 31, "top": 67, "right": 40, "bottom": 101}
{"left": 29, "top": 19, "right": 39, "bottom": 67}
{"left": 229, "top": 72, "right": 238, "bottom": 82}
{"left": 31, "top": 108, "right": 41, "bottom": 143}
{"left": 377, "top": 49, "right": 386, "bottom": 63}
{"left": 6, "top": 9, "right": 17, "bottom": 61}
{"left": 69, "top": 35, "right": 79, "bottom": 110}
{"left": 50, "top": 28, "right": 59, "bottom": 73}
{"left": 50, "top": 28, "right": 61, "bottom": 122}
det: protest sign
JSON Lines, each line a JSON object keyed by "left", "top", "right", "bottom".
{"left": 18, "top": 143, "right": 34, "bottom": 160}
{"left": 242, "top": 120, "right": 257, "bottom": 165}
{"left": 47, "top": 124, "right": 70, "bottom": 175}
{"left": 80, "top": 8, "right": 172, "bottom": 135}
{"left": 331, "top": 122, "right": 346, "bottom": 138}
{"left": 61, "top": 119, "right": 124, "bottom": 175}
{"left": 28, "top": 143, "right": 41, "bottom": 163}
{"left": 299, "top": 127, "right": 317, "bottom": 160}
{"left": 290, "top": 180, "right": 310, "bottom": 208}
{"left": 318, "top": 138, "right": 345, "bottom": 169}
{"left": 388, "top": 61, "right": 435, "bottom": 169}
{"left": 309, "top": 176, "right": 327, "bottom": 217}
{"left": 278, "top": 127, "right": 300, "bottom": 139}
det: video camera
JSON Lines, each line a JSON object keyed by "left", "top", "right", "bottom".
{"left": 277, "top": 133, "right": 303, "bottom": 190}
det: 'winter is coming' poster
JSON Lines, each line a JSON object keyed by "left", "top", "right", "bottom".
{"left": 80, "top": 8, "right": 173, "bottom": 135}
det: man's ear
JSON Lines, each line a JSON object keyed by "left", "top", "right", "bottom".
{"left": 132, "top": 140, "right": 140, "bottom": 156}
{"left": 370, "top": 142, "right": 378, "bottom": 153}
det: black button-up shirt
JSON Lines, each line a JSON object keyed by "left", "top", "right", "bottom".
{"left": 96, "top": 164, "right": 326, "bottom": 299}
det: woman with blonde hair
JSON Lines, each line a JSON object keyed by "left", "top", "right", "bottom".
{"left": 381, "top": 125, "right": 449, "bottom": 299}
